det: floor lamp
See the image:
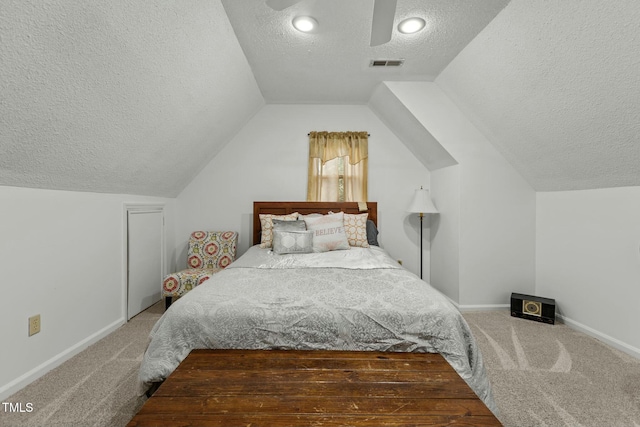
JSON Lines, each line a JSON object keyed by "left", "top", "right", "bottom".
{"left": 408, "top": 186, "right": 438, "bottom": 279}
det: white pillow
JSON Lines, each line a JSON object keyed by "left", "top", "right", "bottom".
{"left": 299, "top": 213, "right": 323, "bottom": 220}
{"left": 303, "top": 212, "right": 350, "bottom": 252}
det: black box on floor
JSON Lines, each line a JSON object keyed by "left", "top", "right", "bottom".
{"left": 510, "top": 293, "right": 556, "bottom": 324}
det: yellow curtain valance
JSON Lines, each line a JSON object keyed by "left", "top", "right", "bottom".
{"left": 308, "top": 131, "right": 368, "bottom": 165}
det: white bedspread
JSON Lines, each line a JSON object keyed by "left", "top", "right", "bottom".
{"left": 139, "top": 245, "right": 497, "bottom": 413}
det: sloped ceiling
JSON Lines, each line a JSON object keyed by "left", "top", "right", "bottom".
{"left": 369, "top": 83, "right": 457, "bottom": 171}
{"left": 4, "top": 0, "right": 636, "bottom": 196}
{"left": 436, "top": 0, "right": 640, "bottom": 191}
{"left": 222, "top": 0, "right": 509, "bottom": 104}
{"left": 0, "top": 0, "right": 264, "bottom": 197}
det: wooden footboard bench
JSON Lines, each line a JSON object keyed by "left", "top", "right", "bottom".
{"left": 128, "top": 349, "right": 502, "bottom": 426}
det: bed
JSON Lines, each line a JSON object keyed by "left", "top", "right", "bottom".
{"left": 138, "top": 201, "right": 496, "bottom": 414}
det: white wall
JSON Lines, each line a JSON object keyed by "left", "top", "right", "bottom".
{"left": 384, "top": 82, "right": 537, "bottom": 307}
{"left": 430, "top": 165, "right": 461, "bottom": 302}
{"left": 0, "top": 186, "right": 175, "bottom": 400}
{"left": 537, "top": 187, "right": 640, "bottom": 356}
{"left": 175, "top": 104, "right": 431, "bottom": 277}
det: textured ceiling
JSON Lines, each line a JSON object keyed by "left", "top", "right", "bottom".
{"left": 222, "top": 0, "right": 510, "bottom": 104}
{"left": 436, "top": 0, "right": 640, "bottom": 191}
{"left": 0, "top": 0, "right": 264, "bottom": 197}
{"left": 4, "top": 0, "right": 636, "bottom": 197}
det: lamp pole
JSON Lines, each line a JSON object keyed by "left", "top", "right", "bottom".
{"left": 418, "top": 212, "right": 424, "bottom": 279}
{"left": 408, "top": 186, "right": 437, "bottom": 281}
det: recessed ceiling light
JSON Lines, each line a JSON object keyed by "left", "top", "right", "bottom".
{"left": 292, "top": 16, "right": 318, "bottom": 33}
{"left": 397, "top": 17, "right": 426, "bottom": 34}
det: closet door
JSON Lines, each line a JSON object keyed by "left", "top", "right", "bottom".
{"left": 127, "top": 208, "right": 163, "bottom": 320}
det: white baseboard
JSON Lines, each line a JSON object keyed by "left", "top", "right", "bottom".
{"left": 443, "top": 295, "right": 510, "bottom": 312}
{"left": 557, "top": 313, "right": 640, "bottom": 359}
{"left": 458, "top": 303, "right": 510, "bottom": 312}
{"left": 0, "top": 318, "right": 126, "bottom": 401}
{"left": 446, "top": 297, "right": 639, "bottom": 359}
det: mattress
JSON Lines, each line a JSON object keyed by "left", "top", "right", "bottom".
{"left": 138, "top": 245, "right": 496, "bottom": 413}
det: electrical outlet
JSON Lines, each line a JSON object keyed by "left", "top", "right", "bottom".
{"left": 28, "top": 314, "right": 41, "bottom": 336}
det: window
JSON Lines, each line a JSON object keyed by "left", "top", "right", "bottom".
{"left": 306, "top": 131, "right": 368, "bottom": 202}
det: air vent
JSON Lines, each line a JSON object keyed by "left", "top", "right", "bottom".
{"left": 370, "top": 59, "right": 404, "bottom": 67}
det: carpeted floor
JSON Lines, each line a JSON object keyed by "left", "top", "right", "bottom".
{"left": 463, "top": 310, "right": 640, "bottom": 427}
{"left": 2, "top": 304, "right": 639, "bottom": 427}
{"left": 0, "top": 302, "right": 164, "bottom": 427}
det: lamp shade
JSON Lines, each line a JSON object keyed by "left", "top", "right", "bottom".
{"left": 407, "top": 188, "right": 438, "bottom": 214}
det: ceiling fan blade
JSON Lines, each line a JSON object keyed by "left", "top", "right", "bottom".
{"left": 370, "top": 0, "right": 397, "bottom": 46}
{"left": 265, "top": 0, "right": 302, "bottom": 11}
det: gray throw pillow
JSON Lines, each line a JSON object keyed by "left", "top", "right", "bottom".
{"left": 272, "top": 230, "right": 314, "bottom": 254}
{"left": 272, "top": 219, "right": 307, "bottom": 231}
{"left": 366, "top": 220, "right": 379, "bottom": 246}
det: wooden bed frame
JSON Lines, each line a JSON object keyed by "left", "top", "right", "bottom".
{"left": 252, "top": 201, "right": 377, "bottom": 246}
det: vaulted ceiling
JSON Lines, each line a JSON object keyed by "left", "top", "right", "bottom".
{"left": 221, "top": 0, "right": 509, "bottom": 104}
{"left": 1, "top": 0, "right": 639, "bottom": 197}
{"left": 0, "top": 0, "right": 264, "bottom": 197}
{"left": 436, "top": 0, "right": 640, "bottom": 191}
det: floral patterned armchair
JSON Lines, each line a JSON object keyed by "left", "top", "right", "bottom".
{"left": 162, "top": 231, "right": 238, "bottom": 309}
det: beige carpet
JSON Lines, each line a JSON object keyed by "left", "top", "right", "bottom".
{"left": 463, "top": 310, "right": 640, "bottom": 427}
{"left": 2, "top": 305, "right": 639, "bottom": 427}
{"left": 0, "top": 302, "right": 163, "bottom": 427}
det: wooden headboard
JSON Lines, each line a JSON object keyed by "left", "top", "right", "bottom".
{"left": 253, "top": 201, "right": 378, "bottom": 246}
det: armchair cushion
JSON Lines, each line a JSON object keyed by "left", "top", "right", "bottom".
{"left": 162, "top": 268, "right": 222, "bottom": 297}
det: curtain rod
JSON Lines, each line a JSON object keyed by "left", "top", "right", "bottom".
{"left": 307, "top": 132, "right": 370, "bottom": 136}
